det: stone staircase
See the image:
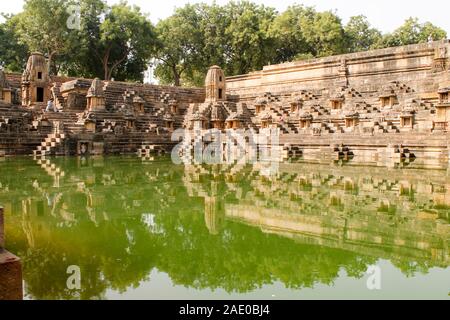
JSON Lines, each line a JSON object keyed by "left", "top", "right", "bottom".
{"left": 44, "top": 111, "right": 84, "bottom": 134}
{"left": 33, "top": 131, "right": 66, "bottom": 157}
{"left": 341, "top": 86, "right": 363, "bottom": 98}
{"left": 357, "top": 102, "right": 380, "bottom": 114}
{"left": 373, "top": 120, "right": 400, "bottom": 134}
{"left": 297, "top": 90, "right": 319, "bottom": 102}
{"left": 391, "top": 81, "right": 414, "bottom": 94}
{"left": 34, "top": 157, "right": 65, "bottom": 178}
{"left": 386, "top": 145, "right": 416, "bottom": 161}
{"left": 319, "top": 122, "right": 337, "bottom": 134}
{"left": 311, "top": 104, "right": 330, "bottom": 116}
{"left": 333, "top": 144, "right": 354, "bottom": 160}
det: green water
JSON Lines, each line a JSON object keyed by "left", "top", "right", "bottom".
{"left": 0, "top": 156, "right": 449, "bottom": 300}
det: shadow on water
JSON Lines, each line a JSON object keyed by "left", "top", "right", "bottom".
{"left": 0, "top": 155, "right": 448, "bottom": 299}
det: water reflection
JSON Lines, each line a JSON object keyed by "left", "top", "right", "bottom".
{"left": 0, "top": 156, "right": 448, "bottom": 299}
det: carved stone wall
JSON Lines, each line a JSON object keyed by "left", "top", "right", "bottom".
{"left": 227, "top": 41, "right": 450, "bottom": 100}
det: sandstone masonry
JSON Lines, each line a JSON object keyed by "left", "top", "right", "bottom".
{"left": 0, "top": 41, "right": 449, "bottom": 165}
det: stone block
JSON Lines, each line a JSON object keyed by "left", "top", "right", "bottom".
{"left": 0, "top": 207, "right": 23, "bottom": 300}
{"left": 0, "top": 207, "right": 3, "bottom": 249}
{"left": 0, "top": 251, "right": 23, "bottom": 300}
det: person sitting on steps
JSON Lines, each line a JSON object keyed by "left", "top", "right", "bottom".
{"left": 45, "top": 99, "right": 58, "bottom": 113}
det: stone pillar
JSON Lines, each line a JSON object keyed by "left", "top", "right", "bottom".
{"left": 205, "top": 66, "right": 226, "bottom": 103}
{"left": 337, "top": 59, "right": 349, "bottom": 87}
{"left": 433, "top": 45, "right": 448, "bottom": 73}
{"left": 0, "top": 207, "right": 23, "bottom": 300}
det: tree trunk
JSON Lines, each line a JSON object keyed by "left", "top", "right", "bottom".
{"left": 48, "top": 52, "right": 57, "bottom": 76}
{"left": 102, "top": 47, "right": 112, "bottom": 80}
{"left": 104, "top": 60, "right": 110, "bottom": 80}
{"left": 173, "top": 66, "right": 181, "bottom": 87}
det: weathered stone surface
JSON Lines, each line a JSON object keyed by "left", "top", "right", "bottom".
{"left": 0, "top": 207, "right": 4, "bottom": 249}
{"left": 0, "top": 251, "right": 23, "bottom": 300}
{"left": 0, "top": 42, "right": 450, "bottom": 161}
{"left": 21, "top": 52, "right": 50, "bottom": 108}
{"left": 0, "top": 207, "right": 23, "bottom": 300}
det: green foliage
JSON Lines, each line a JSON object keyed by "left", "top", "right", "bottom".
{"left": 154, "top": 1, "right": 276, "bottom": 86}
{"left": 70, "top": 0, "right": 156, "bottom": 81}
{"left": 154, "top": 4, "right": 205, "bottom": 86}
{"left": 0, "top": 1, "right": 447, "bottom": 85}
{"left": 13, "top": 0, "right": 80, "bottom": 74}
{"left": 0, "top": 15, "right": 29, "bottom": 72}
{"left": 268, "top": 5, "right": 313, "bottom": 63}
{"left": 344, "top": 15, "right": 382, "bottom": 52}
{"left": 2, "top": 0, "right": 156, "bottom": 81}
{"left": 63, "top": 0, "right": 107, "bottom": 79}
{"left": 222, "top": 1, "right": 276, "bottom": 75}
{"left": 301, "top": 10, "right": 347, "bottom": 57}
{"left": 95, "top": 2, "right": 156, "bottom": 81}
{"left": 377, "top": 17, "right": 447, "bottom": 48}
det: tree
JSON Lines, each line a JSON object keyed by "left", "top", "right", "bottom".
{"left": 378, "top": 18, "right": 447, "bottom": 48}
{"left": 154, "top": 1, "right": 277, "bottom": 86}
{"left": 154, "top": 4, "right": 204, "bottom": 86}
{"left": 62, "top": 0, "right": 107, "bottom": 79}
{"left": 94, "top": 3, "right": 156, "bottom": 81}
{"left": 269, "top": 5, "right": 347, "bottom": 63}
{"left": 301, "top": 10, "right": 347, "bottom": 57}
{"left": 222, "top": 1, "right": 276, "bottom": 75}
{"left": 0, "top": 15, "right": 29, "bottom": 72}
{"left": 268, "top": 5, "right": 313, "bottom": 64}
{"left": 13, "top": 0, "right": 79, "bottom": 75}
{"left": 344, "top": 15, "right": 382, "bottom": 53}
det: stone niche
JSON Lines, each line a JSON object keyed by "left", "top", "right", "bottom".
{"left": 260, "top": 113, "right": 273, "bottom": 129}
{"left": 190, "top": 111, "right": 208, "bottom": 130}
{"left": 92, "top": 142, "right": 105, "bottom": 155}
{"left": 60, "top": 79, "right": 91, "bottom": 111}
{"left": 86, "top": 78, "right": 106, "bottom": 112}
{"left": 133, "top": 96, "right": 146, "bottom": 115}
{"left": 77, "top": 141, "right": 92, "bottom": 156}
{"left": 226, "top": 112, "right": 244, "bottom": 129}
{"left": 210, "top": 103, "right": 227, "bottom": 129}
{"left": 125, "top": 118, "right": 135, "bottom": 130}
{"left": 400, "top": 112, "right": 414, "bottom": 129}
{"left": 169, "top": 99, "right": 178, "bottom": 115}
{"left": 330, "top": 92, "right": 344, "bottom": 111}
{"left": 379, "top": 86, "right": 397, "bottom": 108}
{"left": 290, "top": 96, "right": 303, "bottom": 114}
{"left": 345, "top": 112, "right": 359, "bottom": 129}
{"left": 434, "top": 87, "right": 450, "bottom": 131}
{"left": 21, "top": 52, "right": 50, "bottom": 108}
{"left": 254, "top": 97, "right": 267, "bottom": 115}
{"left": 299, "top": 112, "right": 313, "bottom": 129}
{"left": 163, "top": 113, "right": 175, "bottom": 132}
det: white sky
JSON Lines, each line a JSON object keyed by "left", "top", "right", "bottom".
{"left": 0, "top": 0, "right": 449, "bottom": 34}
